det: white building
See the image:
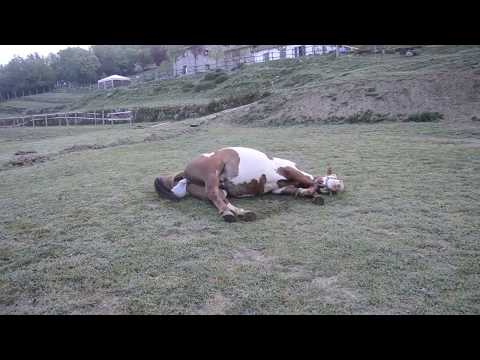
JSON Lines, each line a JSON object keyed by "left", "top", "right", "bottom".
{"left": 251, "top": 45, "right": 353, "bottom": 63}
{"left": 97, "top": 75, "right": 131, "bottom": 89}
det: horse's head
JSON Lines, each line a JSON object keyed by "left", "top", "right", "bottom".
{"left": 314, "top": 166, "right": 345, "bottom": 194}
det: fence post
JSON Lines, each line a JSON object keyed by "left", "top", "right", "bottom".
{"left": 45, "top": 114, "right": 48, "bottom": 127}
{"left": 32, "top": 116, "right": 35, "bottom": 128}
{"left": 65, "top": 112, "right": 68, "bottom": 126}
{"left": 102, "top": 111, "right": 105, "bottom": 126}
{"left": 94, "top": 111, "right": 97, "bottom": 126}
{"left": 74, "top": 112, "right": 77, "bottom": 126}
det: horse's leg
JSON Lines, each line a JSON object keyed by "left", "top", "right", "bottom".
{"left": 278, "top": 166, "right": 325, "bottom": 195}
{"left": 184, "top": 157, "right": 256, "bottom": 222}
{"left": 199, "top": 174, "right": 236, "bottom": 222}
{"left": 188, "top": 182, "right": 256, "bottom": 222}
{"left": 272, "top": 185, "right": 324, "bottom": 205}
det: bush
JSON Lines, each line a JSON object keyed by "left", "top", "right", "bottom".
{"left": 213, "top": 74, "right": 229, "bottom": 84}
{"left": 202, "top": 70, "right": 227, "bottom": 82}
{"left": 404, "top": 112, "right": 443, "bottom": 122}
{"left": 181, "top": 82, "right": 195, "bottom": 92}
{"left": 133, "top": 90, "right": 271, "bottom": 123}
{"left": 193, "top": 81, "right": 217, "bottom": 92}
{"left": 231, "top": 63, "right": 245, "bottom": 71}
{"left": 206, "top": 100, "right": 224, "bottom": 114}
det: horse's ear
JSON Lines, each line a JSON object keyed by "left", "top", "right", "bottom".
{"left": 326, "top": 165, "right": 333, "bottom": 175}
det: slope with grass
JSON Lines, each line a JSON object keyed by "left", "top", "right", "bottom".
{"left": 1, "top": 46, "right": 479, "bottom": 125}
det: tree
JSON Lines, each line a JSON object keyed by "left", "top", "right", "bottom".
{"left": 0, "top": 53, "right": 58, "bottom": 99}
{"left": 150, "top": 46, "right": 167, "bottom": 66}
{"left": 136, "top": 47, "right": 154, "bottom": 70}
{"left": 55, "top": 47, "right": 100, "bottom": 84}
{"left": 92, "top": 45, "right": 138, "bottom": 77}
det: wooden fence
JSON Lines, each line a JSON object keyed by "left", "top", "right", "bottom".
{"left": 0, "top": 110, "right": 134, "bottom": 128}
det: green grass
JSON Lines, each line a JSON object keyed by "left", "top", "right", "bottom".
{"left": 1, "top": 118, "right": 479, "bottom": 314}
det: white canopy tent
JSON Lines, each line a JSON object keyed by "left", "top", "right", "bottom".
{"left": 97, "top": 75, "right": 131, "bottom": 89}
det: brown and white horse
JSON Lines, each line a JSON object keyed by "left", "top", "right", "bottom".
{"left": 155, "top": 147, "right": 345, "bottom": 222}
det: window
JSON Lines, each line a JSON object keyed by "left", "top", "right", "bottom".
{"left": 263, "top": 52, "right": 270, "bottom": 62}
{"left": 294, "top": 46, "right": 306, "bottom": 57}
{"left": 182, "top": 65, "right": 187, "bottom": 74}
{"left": 204, "top": 49, "right": 209, "bottom": 56}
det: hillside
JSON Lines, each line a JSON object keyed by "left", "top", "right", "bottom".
{"left": 1, "top": 45, "right": 479, "bottom": 124}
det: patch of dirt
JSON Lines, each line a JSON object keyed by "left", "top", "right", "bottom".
{"left": 197, "top": 293, "right": 232, "bottom": 315}
{"left": 309, "top": 275, "right": 360, "bottom": 303}
{"left": 8, "top": 153, "right": 49, "bottom": 167}
{"left": 61, "top": 144, "right": 107, "bottom": 153}
{"left": 143, "top": 126, "right": 205, "bottom": 142}
{"left": 2, "top": 122, "right": 205, "bottom": 171}
{"left": 231, "top": 247, "right": 275, "bottom": 269}
{"left": 279, "top": 265, "right": 312, "bottom": 281}
{"left": 409, "top": 135, "right": 480, "bottom": 148}
{"left": 70, "top": 295, "right": 126, "bottom": 315}
{"left": 14, "top": 150, "right": 37, "bottom": 156}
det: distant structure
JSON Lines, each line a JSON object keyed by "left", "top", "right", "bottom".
{"left": 232, "top": 45, "right": 353, "bottom": 66}
{"left": 173, "top": 46, "right": 217, "bottom": 77}
{"left": 174, "top": 45, "right": 357, "bottom": 76}
{"left": 251, "top": 45, "right": 340, "bottom": 62}
{"left": 97, "top": 75, "right": 131, "bottom": 89}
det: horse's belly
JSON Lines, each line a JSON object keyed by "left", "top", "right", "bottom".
{"left": 221, "top": 177, "right": 281, "bottom": 197}
{"left": 219, "top": 147, "right": 291, "bottom": 197}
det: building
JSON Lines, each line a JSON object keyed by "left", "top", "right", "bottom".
{"left": 173, "top": 46, "right": 218, "bottom": 76}
{"left": 251, "top": 45, "right": 353, "bottom": 63}
{"left": 222, "top": 45, "right": 259, "bottom": 69}
{"left": 97, "top": 75, "right": 131, "bottom": 89}
{"left": 223, "top": 45, "right": 354, "bottom": 67}
{"left": 173, "top": 45, "right": 358, "bottom": 77}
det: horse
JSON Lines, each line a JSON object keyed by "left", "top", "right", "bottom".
{"left": 155, "top": 147, "right": 345, "bottom": 222}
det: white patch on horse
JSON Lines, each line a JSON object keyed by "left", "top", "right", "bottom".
{"left": 223, "top": 147, "right": 312, "bottom": 194}
{"left": 225, "top": 147, "right": 285, "bottom": 193}
{"left": 202, "top": 152, "right": 215, "bottom": 157}
{"left": 171, "top": 178, "right": 188, "bottom": 198}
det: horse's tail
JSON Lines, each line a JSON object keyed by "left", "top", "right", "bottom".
{"left": 154, "top": 172, "right": 188, "bottom": 201}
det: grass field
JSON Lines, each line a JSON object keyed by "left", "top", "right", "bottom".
{"left": 1, "top": 117, "right": 479, "bottom": 314}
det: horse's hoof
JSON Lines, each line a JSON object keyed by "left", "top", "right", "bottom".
{"left": 222, "top": 211, "right": 237, "bottom": 223}
{"left": 312, "top": 196, "right": 325, "bottom": 205}
{"left": 238, "top": 211, "right": 257, "bottom": 222}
